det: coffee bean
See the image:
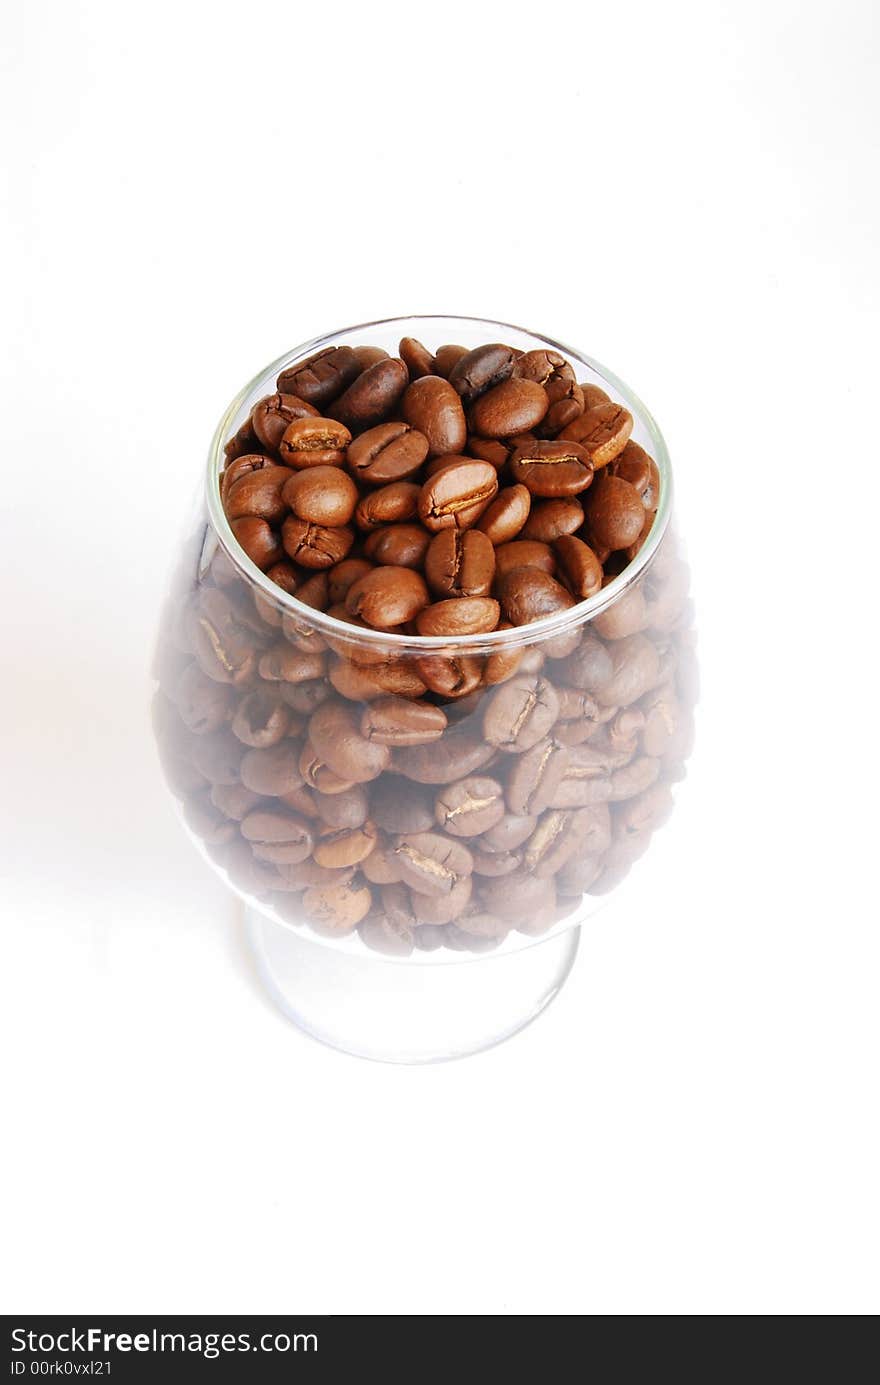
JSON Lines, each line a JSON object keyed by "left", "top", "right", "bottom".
{"left": 554, "top": 535, "right": 604, "bottom": 600}
{"left": 513, "top": 348, "right": 575, "bottom": 390}
{"left": 435, "top": 776, "right": 505, "bottom": 837}
{"left": 409, "top": 874, "right": 473, "bottom": 924}
{"left": 480, "top": 871, "right": 555, "bottom": 920}
{"left": 413, "top": 653, "right": 483, "bottom": 699}
{"left": 363, "top": 524, "right": 431, "bottom": 569}
{"left": 392, "top": 831, "right": 473, "bottom": 895}
{"left": 308, "top": 700, "right": 391, "bottom": 783}
{"left": 592, "top": 584, "right": 648, "bottom": 639}
{"left": 402, "top": 376, "right": 468, "bottom": 457}
{"left": 360, "top": 697, "right": 447, "bottom": 746}
{"left": 302, "top": 879, "right": 372, "bottom": 933}
{"left": 258, "top": 644, "right": 325, "bottom": 683}
{"left": 329, "top": 357, "right": 409, "bottom": 428}
{"left": 277, "top": 346, "right": 362, "bottom": 408}
{"left": 313, "top": 821, "right": 378, "bottom": 869}
{"left": 481, "top": 813, "right": 536, "bottom": 852}
{"left": 347, "top": 422, "right": 429, "bottom": 483}
{"left": 281, "top": 517, "right": 354, "bottom": 568}
{"left": 281, "top": 465, "right": 358, "bottom": 527}
{"left": 510, "top": 438, "right": 594, "bottom": 497}
{"left": 351, "top": 345, "right": 389, "bottom": 370}
{"left": 394, "top": 727, "right": 496, "bottom": 783}
{"left": 417, "top": 458, "right": 498, "bottom": 532}
{"left": 231, "top": 689, "right": 290, "bottom": 748}
{"left": 561, "top": 402, "right": 632, "bottom": 467}
{"left": 424, "top": 527, "right": 495, "bottom": 597}
{"left": 585, "top": 475, "right": 646, "bottom": 550}
{"left": 610, "top": 440, "right": 661, "bottom": 511}
{"left": 476, "top": 485, "right": 531, "bottom": 545}
{"left": 497, "top": 568, "right": 576, "bottom": 626}
{"left": 211, "top": 782, "right": 263, "bottom": 821}
{"left": 506, "top": 736, "right": 570, "bottom": 815}
{"left": 221, "top": 452, "right": 275, "bottom": 506}
{"left": 173, "top": 663, "right": 233, "bottom": 734}
{"left": 470, "top": 378, "right": 549, "bottom": 438}
{"left": 580, "top": 383, "right": 611, "bottom": 409}
{"left": 433, "top": 343, "right": 467, "bottom": 378}
{"left": 241, "top": 808, "right": 313, "bottom": 864}
{"left": 483, "top": 674, "right": 560, "bottom": 752}
{"left": 278, "top": 416, "right": 351, "bottom": 469}
{"left": 416, "top": 596, "right": 500, "bottom": 637}
{"left": 345, "top": 565, "right": 429, "bottom": 627}
{"left": 239, "top": 741, "right": 304, "bottom": 795}
{"left": 265, "top": 560, "right": 300, "bottom": 594}
{"left": 399, "top": 336, "right": 435, "bottom": 378}
{"left": 251, "top": 393, "right": 319, "bottom": 451}
{"left": 494, "top": 539, "right": 556, "bottom": 579}
{"left": 448, "top": 343, "right": 517, "bottom": 403}
{"left": 230, "top": 517, "right": 282, "bottom": 570}
{"left": 358, "top": 912, "right": 414, "bottom": 956}
{"left": 312, "top": 784, "right": 369, "bottom": 829}
{"left": 370, "top": 776, "right": 436, "bottom": 833}
{"left": 521, "top": 497, "right": 584, "bottom": 543}
{"left": 355, "top": 481, "right": 421, "bottom": 531}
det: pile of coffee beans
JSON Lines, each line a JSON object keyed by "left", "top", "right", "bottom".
{"left": 153, "top": 333, "right": 695, "bottom": 955}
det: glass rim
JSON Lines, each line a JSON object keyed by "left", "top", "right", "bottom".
{"left": 205, "top": 314, "right": 673, "bottom": 653}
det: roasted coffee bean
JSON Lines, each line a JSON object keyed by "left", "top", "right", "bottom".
{"left": 230, "top": 517, "right": 283, "bottom": 570}
{"left": 251, "top": 393, "right": 319, "bottom": 451}
{"left": 480, "top": 871, "right": 555, "bottom": 920}
{"left": 399, "top": 336, "right": 436, "bottom": 379}
{"left": 302, "top": 879, "right": 372, "bottom": 933}
{"left": 329, "top": 357, "right": 409, "bottom": 428}
{"left": 360, "top": 698, "right": 447, "bottom": 746}
{"left": 392, "top": 831, "right": 473, "bottom": 895}
{"left": 481, "top": 813, "right": 537, "bottom": 852}
{"left": 361, "top": 842, "right": 404, "bottom": 885}
{"left": 592, "top": 583, "right": 648, "bottom": 639}
{"left": 281, "top": 465, "right": 358, "bottom": 526}
{"left": 278, "top": 416, "right": 351, "bottom": 468}
{"left": 211, "top": 782, "right": 263, "bottom": 822}
{"left": 580, "top": 383, "right": 611, "bottom": 409}
{"left": 313, "top": 821, "right": 378, "bottom": 869}
{"left": 173, "top": 663, "right": 233, "bottom": 734}
{"left": 506, "top": 736, "right": 570, "bottom": 815}
{"left": 355, "top": 481, "right": 421, "bottom": 531}
{"left": 433, "top": 343, "right": 467, "bottom": 378}
{"left": 231, "top": 689, "right": 290, "bottom": 747}
{"left": 435, "top": 776, "right": 505, "bottom": 837}
{"left": 221, "top": 452, "right": 274, "bottom": 506}
{"left": 596, "top": 634, "right": 660, "bottom": 707}
{"left": 611, "top": 440, "right": 661, "bottom": 512}
{"left": 240, "top": 740, "right": 304, "bottom": 795}
{"left": 402, "top": 376, "right": 468, "bottom": 458}
{"left": 413, "top": 653, "right": 483, "bottom": 699}
{"left": 418, "top": 459, "right": 498, "bottom": 532}
{"left": 416, "top": 596, "right": 500, "bottom": 637}
{"left": 192, "top": 589, "right": 262, "bottom": 684}
{"left": 347, "top": 422, "right": 429, "bottom": 483}
{"left": 561, "top": 402, "right": 632, "bottom": 467}
{"left": 308, "top": 700, "right": 391, "bottom": 783}
{"left": 513, "top": 348, "right": 575, "bottom": 390}
{"left": 363, "top": 524, "right": 431, "bottom": 569}
{"left": 351, "top": 345, "right": 389, "bottom": 370}
{"left": 241, "top": 807, "right": 313, "bottom": 864}
{"left": 471, "top": 847, "right": 522, "bottom": 877}
{"left": 609, "top": 756, "right": 661, "bottom": 801}
{"left": 409, "top": 875, "right": 473, "bottom": 924}
{"left": 556, "top": 854, "right": 604, "bottom": 895}
{"left": 497, "top": 568, "right": 576, "bottom": 626}
{"left": 394, "top": 727, "right": 496, "bottom": 783}
{"left": 521, "top": 498, "right": 584, "bottom": 544}
{"left": 312, "top": 783, "right": 369, "bottom": 830}
{"left": 258, "top": 644, "right": 324, "bottom": 683}
{"left": 299, "top": 740, "right": 355, "bottom": 793}
{"left": 370, "top": 776, "right": 436, "bottom": 834}
{"left": 265, "top": 560, "right": 300, "bottom": 594}
{"left": 585, "top": 475, "right": 647, "bottom": 551}
{"left": 483, "top": 674, "right": 559, "bottom": 752}
{"left": 325, "top": 558, "right": 373, "bottom": 604}
{"left": 190, "top": 728, "right": 243, "bottom": 785}
{"left": 329, "top": 657, "right": 426, "bottom": 701}
{"left": 494, "top": 539, "right": 556, "bottom": 579}
{"left": 448, "top": 343, "right": 517, "bottom": 403}
{"left": 345, "top": 565, "right": 429, "bottom": 627}
{"left": 470, "top": 378, "right": 549, "bottom": 438}
{"left": 424, "top": 528, "right": 495, "bottom": 597}
{"left": 510, "top": 438, "right": 594, "bottom": 497}
{"left": 358, "top": 912, "right": 415, "bottom": 957}
{"left": 554, "top": 535, "right": 604, "bottom": 600}
{"left": 476, "top": 485, "right": 531, "bottom": 546}
{"left": 276, "top": 346, "right": 361, "bottom": 408}
{"left": 542, "top": 378, "right": 585, "bottom": 436}
{"left": 224, "top": 415, "right": 259, "bottom": 463}
{"left": 281, "top": 517, "right": 354, "bottom": 568}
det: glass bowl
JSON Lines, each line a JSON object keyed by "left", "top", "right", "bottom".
{"left": 152, "top": 316, "right": 696, "bottom": 1061}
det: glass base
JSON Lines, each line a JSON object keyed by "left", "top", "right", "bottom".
{"left": 246, "top": 909, "right": 581, "bottom": 1064}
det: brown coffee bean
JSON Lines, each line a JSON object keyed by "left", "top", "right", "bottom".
{"left": 435, "top": 776, "right": 505, "bottom": 837}
{"left": 360, "top": 698, "right": 447, "bottom": 746}
{"left": 580, "top": 383, "right": 611, "bottom": 409}
{"left": 308, "top": 700, "right": 391, "bottom": 783}
{"left": 521, "top": 497, "right": 584, "bottom": 543}
{"left": 481, "top": 813, "right": 537, "bottom": 852}
{"left": 358, "top": 912, "right": 414, "bottom": 956}
{"left": 476, "top": 485, "right": 531, "bottom": 545}
{"left": 416, "top": 596, "right": 500, "bottom": 637}
{"left": 241, "top": 807, "right": 313, "bottom": 864}
{"left": 298, "top": 742, "right": 355, "bottom": 794}
{"left": 265, "top": 560, "right": 300, "bottom": 594}
{"left": 345, "top": 565, "right": 429, "bottom": 627}
{"left": 278, "top": 416, "right": 351, "bottom": 468}
{"left": 370, "top": 776, "right": 436, "bottom": 833}
{"left": 329, "top": 657, "right": 427, "bottom": 702}
{"left": 592, "top": 584, "right": 649, "bottom": 639}
{"left": 355, "top": 481, "right": 421, "bottom": 531}
{"left": 258, "top": 644, "right": 324, "bottom": 683}
{"left": 251, "top": 393, "right": 319, "bottom": 451}
{"left": 561, "top": 402, "right": 632, "bottom": 467}
{"left": 229, "top": 517, "right": 283, "bottom": 570}
{"left": 392, "top": 832, "right": 473, "bottom": 895}
{"left": 470, "top": 378, "right": 549, "bottom": 438}
{"left": 480, "top": 870, "right": 555, "bottom": 920}
{"left": 302, "top": 879, "right": 372, "bottom": 933}
{"left": 510, "top": 438, "right": 594, "bottom": 497}
{"left": 281, "top": 465, "right": 358, "bottom": 527}
{"left": 523, "top": 806, "right": 599, "bottom": 877}
{"left": 329, "top": 357, "right": 409, "bottom": 428}
{"left": 497, "top": 568, "right": 576, "bottom": 626}
{"left": 482, "top": 628, "right": 524, "bottom": 686}
{"left": 513, "top": 348, "right": 575, "bottom": 390}
{"left": 351, "top": 345, "right": 389, "bottom": 370}
{"left": 433, "top": 343, "right": 467, "bottom": 378}
{"left": 424, "top": 528, "right": 495, "bottom": 597}
{"left": 409, "top": 875, "right": 473, "bottom": 924}
{"left": 585, "top": 475, "right": 646, "bottom": 550}
{"left": 223, "top": 415, "right": 258, "bottom": 463}
{"left": 313, "top": 821, "right": 378, "bottom": 869}
{"left": 401, "top": 376, "right": 468, "bottom": 457}
{"left": 347, "top": 422, "right": 429, "bottom": 483}
{"left": 312, "top": 784, "right": 369, "bottom": 830}
{"left": 418, "top": 459, "right": 498, "bottom": 532}
{"left": 506, "top": 736, "right": 570, "bottom": 815}
{"left": 554, "top": 535, "right": 604, "bottom": 600}
{"left": 611, "top": 440, "right": 661, "bottom": 512}
{"left": 448, "top": 343, "right": 517, "bottom": 403}
{"left": 595, "top": 634, "right": 660, "bottom": 707}
{"left": 494, "top": 539, "right": 556, "bottom": 580}
{"left": 361, "top": 844, "right": 404, "bottom": 886}
{"left": 211, "top": 782, "right": 263, "bottom": 822}
{"left": 281, "top": 517, "right": 354, "bottom": 568}
{"left": 277, "top": 346, "right": 362, "bottom": 408}
{"left": 231, "top": 689, "right": 290, "bottom": 748}
{"left": 173, "top": 663, "right": 233, "bottom": 735}
{"left": 399, "top": 336, "right": 436, "bottom": 379}
{"left": 363, "top": 524, "right": 431, "bottom": 569}
{"left": 483, "top": 674, "right": 560, "bottom": 752}
{"left": 221, "top": 452, "right": 274, "bottom": 506}
{"left": 413, "top": 653, "right": 483, "bottom": 699}
{"left": 393, "top": 727, "right": 495, "bottom": 783}
{"left": 240, "top": 741, "right": 304, "bottom": 795}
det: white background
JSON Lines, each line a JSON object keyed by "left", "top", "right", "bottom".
{"left": 2, "top": 0, "right": 878, "bottom": 1315}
